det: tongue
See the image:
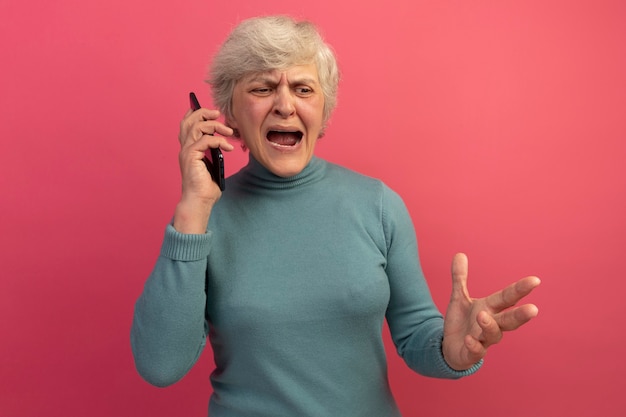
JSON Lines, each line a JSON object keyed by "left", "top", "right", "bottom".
{"left": 267, "top": 132, "right": 299, "bottom": 146}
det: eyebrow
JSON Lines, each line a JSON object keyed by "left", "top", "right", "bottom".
{"left": 246, "top": 73, "right": 319, "bottom": 86}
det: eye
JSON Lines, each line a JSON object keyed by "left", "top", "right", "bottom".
{"left": 250, "top": 87, "right": 273, "bottom": 96}
{"left": 248, "top": 85, "right": 274, "bottom": 97}
{"left": 295, "top": 86, "right": 314, "bottom": 96}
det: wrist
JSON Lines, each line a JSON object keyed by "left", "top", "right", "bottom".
{"left": 172, "top": 196, "right": 215, "bottom": 234}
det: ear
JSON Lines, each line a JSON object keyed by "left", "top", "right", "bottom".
{"left": 225, "top": 116, "right": 240, "bottom": 138}
{"left": 225, "top": 106, "right": 238, "bottom": 128}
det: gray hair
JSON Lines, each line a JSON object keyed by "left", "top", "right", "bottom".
{"left": 207, "top": 15, "right": 340, "bottom": 125}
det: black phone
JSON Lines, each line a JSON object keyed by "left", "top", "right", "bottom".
{"left": 189, "top": 92, "right": 225, "bottom": 191}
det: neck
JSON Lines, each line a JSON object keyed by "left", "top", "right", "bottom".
{"left": 238, "top": 154, "right": 326, "bottom": 190}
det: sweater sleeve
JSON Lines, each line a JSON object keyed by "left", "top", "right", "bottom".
{"left": 130, "top": 224, "right": 212, "bottom": 387}
{"left": 382, "top": 186, "right": 482, "bottom": 379}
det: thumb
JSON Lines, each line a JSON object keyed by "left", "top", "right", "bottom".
{"left": 451, "top": 253, "right": 470, "bottom": 300}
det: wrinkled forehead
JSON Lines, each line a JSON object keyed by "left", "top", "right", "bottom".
{"left": 238, "top": 64, "right": 321, "bottom": 85}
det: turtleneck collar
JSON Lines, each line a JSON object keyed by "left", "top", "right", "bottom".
{"left": 236, "top": 154, "right": 327, "bottom": 190}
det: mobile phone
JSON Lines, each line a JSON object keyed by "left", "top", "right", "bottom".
{"left": 189, "top": 92, "right": 225, "bottom": 191}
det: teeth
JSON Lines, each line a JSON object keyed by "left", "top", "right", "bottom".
{"left": 270, "top": 130, "right": 301, "bottom": 134}
{"left": 267, "top": 131, "right": 302, "bottom": 146}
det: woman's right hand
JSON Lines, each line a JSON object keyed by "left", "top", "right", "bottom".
{"left": 173, "top": 107, "right": 234, "bottom": 234}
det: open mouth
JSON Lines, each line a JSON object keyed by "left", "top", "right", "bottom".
{"left": 266, "top": 130, "right": 303, "bottom": 147}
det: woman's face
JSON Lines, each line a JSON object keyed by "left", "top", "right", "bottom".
{"left": 228, "top": 64, "right": 325, "bottom": 178}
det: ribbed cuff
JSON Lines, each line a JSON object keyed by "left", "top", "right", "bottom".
{"left": 160, "top": 224, "right": 212, "bottom": 261}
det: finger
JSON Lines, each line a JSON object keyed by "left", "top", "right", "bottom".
{"left": 192, "top": 108, "right": 221, "bottom": 121}
{"left": 197, "top": 120, "right": 235, "bottom": 138}
{"left": 182, "top": 109, "right": 221, "bottom": 133}
{"left": 214, "top": 137, "right": 235, "bottom": 152}
{"left": 476, "top": 310, "right": 503, "bottom": 347}
{"left": 464, "top": 334, "right": 486, "bottom": 362}
{"left": 182, "top": 137, "right": 236, "bottom": 170}
{"left": 188, "top": 122, "right": 232, "bottom": 141}
{"left": 180, "top": 122, "right": 235, "bottom": 148}
{"left": 184, "top": 134, "right": 231, "bottom": 155}
{"left": 179, "top": 109, "right": 227, "bottom": 142}
{"left": 484, "top": 276, "right": 541, "bottom": 312}
{"left": 180, "top": 135, "right": 212, "bottom": 166}
{"left": 494, "top": 303, "right": 539, "bottom": 331}
{"left": 450, "top": 253, "right": 471, "bottom": 301}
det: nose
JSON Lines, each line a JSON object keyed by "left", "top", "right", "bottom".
{"left": 273, "top": 86, "right": 296, "bottom": 118}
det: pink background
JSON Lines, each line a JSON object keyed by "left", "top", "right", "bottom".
{"left": 2, "top": 0, "right": 625, "bottom": 415}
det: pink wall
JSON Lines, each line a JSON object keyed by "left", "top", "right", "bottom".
{"left": 2, "top": 0, "right": 625, "bottom": 415}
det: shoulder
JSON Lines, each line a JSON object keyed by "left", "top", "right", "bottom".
{"left": 322, "top": 160, "right": 384, "bottom": 191}
{"left": 321, "top": 160, "right": 416, "bottom": 251}
{"left": 320, "top": 160, "right": 412, "bottom": 234}
{"left": 322, "top": 160, "right": 406, "bottom": 207}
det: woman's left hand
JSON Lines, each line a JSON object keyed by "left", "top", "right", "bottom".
{"left": 441, "top": 253, "right": 541, "bottom": 371}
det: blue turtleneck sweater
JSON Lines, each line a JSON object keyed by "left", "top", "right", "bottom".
{"left": 131, "top": 156, "right": 480, "bottom": 416}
